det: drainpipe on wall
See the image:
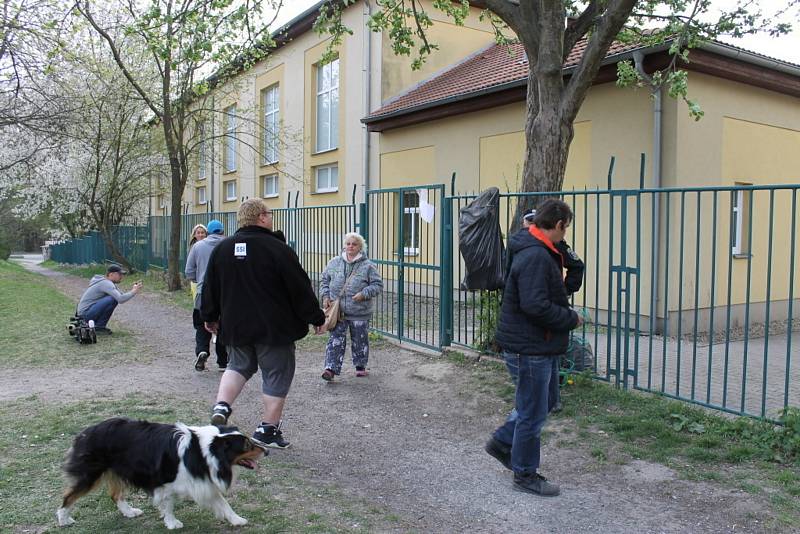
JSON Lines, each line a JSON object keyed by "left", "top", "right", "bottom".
{"left": 362, "top": 0, "right": 372, "bottom": 201}
{"left": 634, "top": 51, "right": 663, "bottom": 333}
{"left": 210, "top": 93, "right": 216, "bottom": 213}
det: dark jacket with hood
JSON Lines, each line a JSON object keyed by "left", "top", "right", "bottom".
{"left": 201, "top": 225, "right": 325, "bottom": 346}
{"left": 495, "top": 227, "right": 579, "bottom": 355}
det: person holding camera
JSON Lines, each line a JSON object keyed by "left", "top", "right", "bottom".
{"left": 76, "top": 264, "right": 142, "bottom": 334}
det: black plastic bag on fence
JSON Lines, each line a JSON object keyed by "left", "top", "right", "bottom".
{"left": 458, "top": 187, "right": 505, "bottom": 291}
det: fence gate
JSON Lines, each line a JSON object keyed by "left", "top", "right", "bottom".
{"left": 366, "top": 184, "right": 446, "bottom": 349}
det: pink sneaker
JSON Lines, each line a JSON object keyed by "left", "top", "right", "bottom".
{"left": 355, "top": 367, "right": 368, "bottom": 377}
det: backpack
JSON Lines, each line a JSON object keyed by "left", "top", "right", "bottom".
{"left": 68, "top": 315, "right": 97, "bottom": 344}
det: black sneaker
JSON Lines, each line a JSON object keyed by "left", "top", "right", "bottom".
{"left": 194, "top": 351, "right": 209, "bottom": 371}
{"left": 210, "top": 402, "right": 232, "bottom": 426}
{"left": 484, "top": 437, "right": 512, "bottom": 470}
{"left": 513, "top": 472, "right": 560, "bottom": 496}
{"left": 252, "top": 422, "right": 290, "bottom": 449}
{"left": 95, "top": 327, "right": 113, "bottom": 335}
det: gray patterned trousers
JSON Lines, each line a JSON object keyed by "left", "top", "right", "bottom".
{"left": 324, "top": 319, "right": 370, "bottom": 374}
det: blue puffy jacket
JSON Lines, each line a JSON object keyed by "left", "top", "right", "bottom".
{"left": 495, "top": 228, "right": 578, "bottom": 355}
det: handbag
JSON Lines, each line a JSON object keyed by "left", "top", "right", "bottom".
{"left": 322, "top": 262, "right": 360, "bottom": 331}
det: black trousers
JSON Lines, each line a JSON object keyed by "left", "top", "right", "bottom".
{"left": 192, "top": 309, "right": 228, "bottom": 367}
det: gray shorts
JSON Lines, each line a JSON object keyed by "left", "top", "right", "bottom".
{"left": 226, "top": 343, "right": 296, "bottom": 397}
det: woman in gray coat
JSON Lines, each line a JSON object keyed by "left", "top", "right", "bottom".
{"left": 320, "top": 232, "right": 383, "bottom": 381}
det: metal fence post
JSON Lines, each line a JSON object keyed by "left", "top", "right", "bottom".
{"left": 439, "top": 196, "right": 453, "bottom": 347}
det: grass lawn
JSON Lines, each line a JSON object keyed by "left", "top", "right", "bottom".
{"left": 0, "top": 394, "right": 404, "bottom": 533}
{"left": 0, "top": 260, "right": 138, "bottom": 368}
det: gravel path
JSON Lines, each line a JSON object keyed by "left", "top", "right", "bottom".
{"left": 5, "top": 256, "right": 778, "bottom": 533}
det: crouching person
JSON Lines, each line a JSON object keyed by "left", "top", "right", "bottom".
{"left": 76, "top": 264, "right": 142, "bottom": 334}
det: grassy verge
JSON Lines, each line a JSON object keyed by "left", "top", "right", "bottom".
{"left": 41, "top": 260, "right": 195, "bottom": 311}
{"left": 448, "top": 352, "right": 800, "bottom": 529}
{"left": 556, "top": 376, "right": 800, "bottom": 528}
{"left": 0, "top": 260, "right": 136, "bottom": 368}
{"left": 0, "top": 394, "right": 410, "bottom": 533}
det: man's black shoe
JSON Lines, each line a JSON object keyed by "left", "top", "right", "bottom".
{"left": 513, "top": 472, "right": 560, "bottom": 496}
{"left": 484, "top": 437, "right": 512, "bottom": 470}
{"left": 95, "top": 327, "right": 113, "bottom": 335}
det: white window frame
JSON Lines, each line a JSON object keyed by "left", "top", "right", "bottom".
{"left": 732, "top": 185, "right": 750, "bottom": 256}
{"left": 224, "top": 104, "right": 237, "bottom": 172}
{"left": 315, "top": 59, "right": 339, "bottom": 153}
{"left": 262, "top": 85, "right": 279, "bottom": 164}
{"left": 262, "top": 174, "right": 278, "bottom": 198}
{"left": 197, "top": 186, "right": 207, "bottom": 205}
{"left": 402, "top": 191, "right": 420, "bottom": 256}
{"left": 224, "top": 180, "right": 237, "bottom": 202}
{"left": 198, "top": 121, "right": 206, "bottom": 180}
{"left": 315, "top": 164, "right": 338, "bottom": 193}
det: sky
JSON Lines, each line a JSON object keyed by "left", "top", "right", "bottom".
{"left": 272, "top": 0, "right": 800, "bottom": 65}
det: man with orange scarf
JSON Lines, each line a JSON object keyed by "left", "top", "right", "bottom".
{"left": 486, "top": 199, "right": 582, "bottom": 496}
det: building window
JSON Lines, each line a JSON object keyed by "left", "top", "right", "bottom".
{"left": 224, "top": 104, "right": 237, "bottom": 172}
{"left": 198, "top": 121, "right": 207, "bottom": 180}
{"left": 262, "top": 174, "right": 278, "bottom": 198}
{"left": 262, "top": 84, "right": 279, "bottom": 164}
{"left": 315, "top": 59, "right": 339, "bottom": 153}
{"left": 732, "top": 184, "right": 751, "bottom": 256}
{"left": 224, "top": 180, "right": 237, "bottom": 202}
{"left": 315, "top": 164, "right": 338, "bottom": 193}
{"left": 402, "top": 190, "right": 420, "bottom": 255}
{"left": 197, "top": 186, "right": 207, "bottom": 205}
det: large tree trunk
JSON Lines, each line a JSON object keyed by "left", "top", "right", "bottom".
{"left": 166, "top": 160, "right": 183, "bottom": 290}
{"left": 513, "top": 7, "right": 575, "bottom": 232}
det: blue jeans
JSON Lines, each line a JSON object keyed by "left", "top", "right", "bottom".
{"left": 81, "top": 295, "right": 117, "bottom": 328}
{"left": 493, "top": 352, "right": 560, "bottom": 475}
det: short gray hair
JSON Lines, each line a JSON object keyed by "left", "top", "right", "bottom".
{"left": 343, "top": 232, "right": 367, "bottom": 253}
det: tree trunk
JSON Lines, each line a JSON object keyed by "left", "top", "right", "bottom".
{"left": 166, "top": 160, "right": 183, "bottom": 290}
{"left": 512, "top": 52, "right": 574, "bottom": 232}
{"left": 98, "top": 227, "right": 134, "bottom": 272}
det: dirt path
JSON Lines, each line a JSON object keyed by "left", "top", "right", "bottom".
{"left": 4, "top": 257, "right": 777, "bottom": 533}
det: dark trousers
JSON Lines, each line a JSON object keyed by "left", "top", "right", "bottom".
{"left": 81, "top": 295, "right": 118, "bottom": 328}
{"left": 192, "top": 309, "right": 228, "bottom": 367}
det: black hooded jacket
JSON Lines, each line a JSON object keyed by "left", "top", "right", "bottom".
{"left": 495, "top": 228, "right": 579, "bottom": 355}
{"left": 201, "top": 225, "right": 325, "bottom": 346}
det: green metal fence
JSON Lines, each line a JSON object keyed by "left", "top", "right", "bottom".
{"left": 365, "top": 184, "right": 446, "bottom": 349}
{"left": 49, "top": 226, "right": 150, "bottom": 272}
{"left": 49, "top": 181, "right": 799, "bottom": 422}
{"left": 446, "top": 183, "right": 800, "bottom": 422}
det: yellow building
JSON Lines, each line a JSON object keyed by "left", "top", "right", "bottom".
{"left": 363, "top": 39, "right": 800, "bottom": 336}
{"left": 149, "top": 0, "right": 496, "bottom": 217}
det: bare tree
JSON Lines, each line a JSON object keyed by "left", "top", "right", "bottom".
{"left": 73, "top": 0, "right": 285, "bottom": 290}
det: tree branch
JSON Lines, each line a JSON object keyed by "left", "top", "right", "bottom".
{"left": 561, "top": 0, "right": 637, "bottom": 121}
{"left": 73, "top": 1, "right": 162, "bottom": 121}
{"left": 563, "top": 0, "right": 600, "bottom": 61}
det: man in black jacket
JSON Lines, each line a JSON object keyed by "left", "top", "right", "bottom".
{"left": 486, "top": 199, "right": 582, "bottom": 496}
{"left": 202, "top": 198, "right": 325, "bottom": 449}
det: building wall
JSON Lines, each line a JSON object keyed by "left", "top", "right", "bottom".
{"left": 380, "top": 2, "right": 495, "bottom": 102}
{"left": 374, "top": 73, "right": 800, "bottom": 331}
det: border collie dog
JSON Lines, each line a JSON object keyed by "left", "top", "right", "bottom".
{"left": 56, "top": 417, "right": 267, "bottom": 530}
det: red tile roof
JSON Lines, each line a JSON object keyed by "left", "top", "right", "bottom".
{"left": 367, "top": 39, "right": 653, "bottom": 120}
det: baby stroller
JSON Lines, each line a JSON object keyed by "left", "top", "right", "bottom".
{"left": 68, "top": 315, "right": 97, "bottom": 344}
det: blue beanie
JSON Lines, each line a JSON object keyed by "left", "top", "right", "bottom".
{"left": 207, "top": 219, "right": 224, "bottom": 234}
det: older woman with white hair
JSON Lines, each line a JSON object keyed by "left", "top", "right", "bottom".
{"left": 319, "top": 232, "right": 383, "bottom": 381}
